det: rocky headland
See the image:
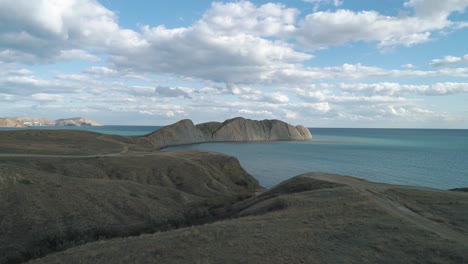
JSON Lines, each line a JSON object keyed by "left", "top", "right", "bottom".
{"left": 144, "top": 117, "right": 312, "bottom": 149}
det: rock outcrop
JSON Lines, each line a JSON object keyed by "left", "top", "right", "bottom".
{"left": 0, "top": 118, "right": 26, "bottom": 127}
{"left": 145, "top": 117, "right": 312, "bottom": 149}
{"left": 146, "top": 119, "right": 207, "bottom": 149}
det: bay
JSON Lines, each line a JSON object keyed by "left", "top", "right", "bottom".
{"left": 167, "top": 128, "right": 468, "bottom": 190}
{"left": 3, "top": 126, "right": 467, "bottom": 190}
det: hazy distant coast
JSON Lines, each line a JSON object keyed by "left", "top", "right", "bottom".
{"left": 0, "top": 117, "right": 102, "bottom": 127}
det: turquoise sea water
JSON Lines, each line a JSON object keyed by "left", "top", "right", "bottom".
{"left": 2, "top": 126, "right": 467, "bottom": 190}
{"left": 167, "top": 128, "right": 468, "bottom": 190}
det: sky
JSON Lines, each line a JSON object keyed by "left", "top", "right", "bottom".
{"left": 0, "top": 0, "right": 467, "bottom": 127}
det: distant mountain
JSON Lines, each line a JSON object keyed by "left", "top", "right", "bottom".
{"left": 53, "top": 117, "right": 103, "bottom": 126}
{"left": 0, "top": 117, "right": 103, "bottom": 127}
{"left": 145, "top": 117, "right": 312, "bottom": 149}
{"left": 0, "top": 118, "right": 26, "bottom": 127}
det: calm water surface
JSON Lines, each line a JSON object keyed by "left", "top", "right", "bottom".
{"left": 168, "top": 128, "right": 468, "bottom": 190}
{"left": 2, "top": 126, "right": 467, "bottom": 189}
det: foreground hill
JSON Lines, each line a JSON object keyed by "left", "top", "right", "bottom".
{"left": 29, "top": 173, "right": 468, "bottom": 264}
{"left": 145, "top": 117, "right": 312, "bottom": 149}
{"left": 0, "top": 151, "right": 259, "bottom": 263}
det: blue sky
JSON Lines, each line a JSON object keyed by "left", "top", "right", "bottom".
{"left": 0, "top": 0, "right": 467, "bottom": 127}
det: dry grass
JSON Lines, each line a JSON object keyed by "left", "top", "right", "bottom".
{"left": 29, "top": 180, "right": 468, "bottom": 264}
{"left": 0, "top": 130, "right": 122, "bottom": 155}
{"left": 1, "top": 129, "right": 467, "bottom": 264}
{"left": 0, "top": 151, "right": 259, "bottom": 264}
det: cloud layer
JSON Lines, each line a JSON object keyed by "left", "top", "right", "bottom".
{"left": 0, "top": 0, "right": 467, "bottom": 127}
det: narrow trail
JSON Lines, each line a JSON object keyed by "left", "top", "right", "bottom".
{"left": 0, "top": 136, "right": 144, "bottom": 159}
{"left": 0, "top": 151, "right": 157, "bottom": 159}
{"left": 97, "top": 135, "right": 129, "bottom": 154}
{"left": 305, "top": 173, "right": 468, "bottom": 245}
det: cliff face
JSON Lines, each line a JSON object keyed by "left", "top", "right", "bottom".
{"left": 212, "top": 117, "right": 311, "bottom": 141}
{"left": 0, "top": 118, "right": 26, "bottom": 127}
{"left": 147, "top": 119, "right": 207, "bottom": 149}
{"left": 146, "top": 117, "right": 312, "bottom": 149}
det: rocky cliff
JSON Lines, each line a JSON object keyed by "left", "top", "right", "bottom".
{"left": 145, "top": 117, "right": 312, "bottom": 149}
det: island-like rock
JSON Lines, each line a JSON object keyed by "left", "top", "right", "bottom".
{"left": 144, "top": 117, "right": 312, "bottom": 149}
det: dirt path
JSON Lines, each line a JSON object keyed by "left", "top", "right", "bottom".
{"left": 0, "top": 136, "right": 137, "bottom": 159}
{"left": 0, "top": 151, "right": 157, "bottom": 159}
{"left": 97, "top": 135, "right": 129, "bottom": 154}
{"left": 305, "top": 173, "right": 468, "bottom": 245}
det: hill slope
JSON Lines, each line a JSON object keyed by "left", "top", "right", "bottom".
{"left": 29, "top": 173, "right": 468, "bottom": 264}
{"left": 0, "top": 151, "right": 259, "bottom": 263}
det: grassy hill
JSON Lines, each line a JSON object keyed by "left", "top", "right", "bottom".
{"left": 28, "top": 173, "right": 468, "bottom": 264}
{"left": 0, "top": 129, "right": 467, "bottom": 264}
{"left": 0, "top": 130, "right": 152, "bottom": 155}
{"left": 0, "top": 150, "right": 259, "bottom": 263}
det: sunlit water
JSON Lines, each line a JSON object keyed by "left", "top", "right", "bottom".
{"left": 3, "top": 126, "right": 467, "bottom": 189}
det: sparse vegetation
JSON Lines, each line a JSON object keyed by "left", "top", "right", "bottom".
{"left": 0, "top": 129, "right": 467, "bottom": 264}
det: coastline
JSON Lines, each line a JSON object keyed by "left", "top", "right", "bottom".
{"left": 1, "top": 125, "right": 468, "bottom": 263}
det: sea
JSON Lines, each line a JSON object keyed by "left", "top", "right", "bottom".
{"left": 2, "top": 126, "right": 468, "bottom": 190}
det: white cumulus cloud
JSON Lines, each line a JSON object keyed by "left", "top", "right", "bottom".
{"left": 430, "top": 54, "right": 468, "bottom": 67}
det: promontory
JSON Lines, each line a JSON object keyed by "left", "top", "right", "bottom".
{"left": 143, "top": 117, "right": 312, "bottom": 149}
